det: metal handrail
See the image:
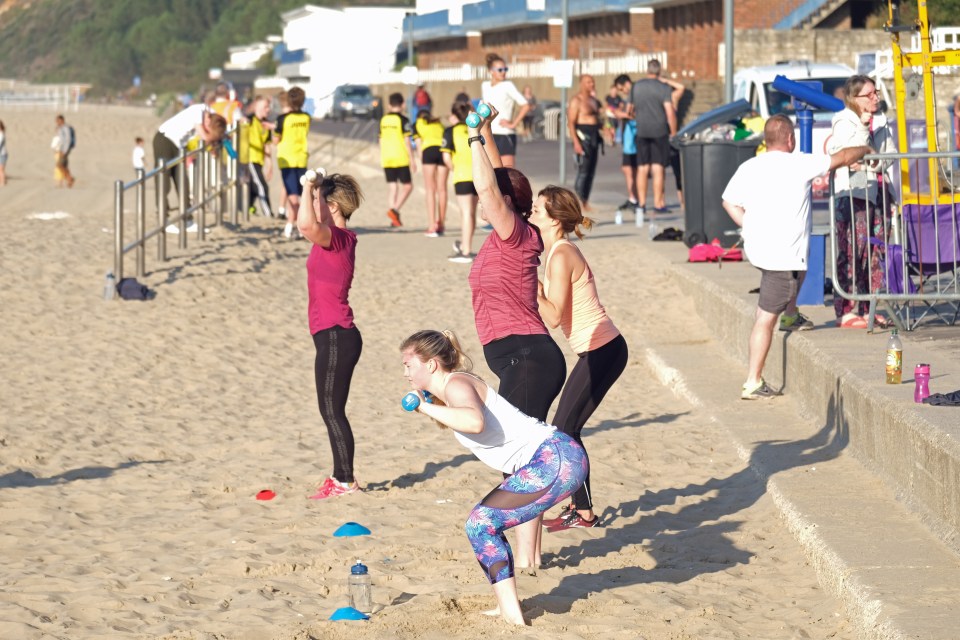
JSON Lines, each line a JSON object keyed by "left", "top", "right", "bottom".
{"left": 111, "top": 126, "right": 241, "bottom": 285}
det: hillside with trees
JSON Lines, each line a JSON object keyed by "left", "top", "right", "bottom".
{"left": 0, "top": 0, "right": 411, "bottom": 95}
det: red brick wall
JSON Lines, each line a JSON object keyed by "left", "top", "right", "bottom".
{"left": 415, "top": 0, "right": 824, "bottom": 82}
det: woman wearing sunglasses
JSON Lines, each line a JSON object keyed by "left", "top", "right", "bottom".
{"left": 481, "top": 53, "right": 530, "bottom": 168}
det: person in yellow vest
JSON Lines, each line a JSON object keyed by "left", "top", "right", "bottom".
{"left": 442, "top": 101, "right": 478, "bottom": 263}
{"left": 246, "top": 95, "right": 275, "bottom": 217}
{"left": 414, "top": 108, "right": 449, "bottom": 236}
{"left": 379, "top": 93, "right": 417, "bottom": 227}
{"left": 210, "top": 82, "right": 244, "bottom": 127}
{"left": 275, "top": 86, "right": 311, "bottom": 238}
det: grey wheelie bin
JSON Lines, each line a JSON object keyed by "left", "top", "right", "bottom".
{"left": 673, "top": 100, "right": 760, "bottom": 248}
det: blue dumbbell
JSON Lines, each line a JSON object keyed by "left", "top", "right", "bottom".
{"left": 477, "top": 103, "right": 491, "bottom": 118}
{"left": 401, "top": 391, "right": 433, "bottom": 412}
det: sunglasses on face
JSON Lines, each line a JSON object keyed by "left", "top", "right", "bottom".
{"left": 493, "top": 67, "right": 508, "bottom": 73}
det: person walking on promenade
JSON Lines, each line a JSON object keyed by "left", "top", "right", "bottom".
{"left": 297, "top": 170, "right": 366, "bottom": 499}
{"left": 153, "top": 103, "right": 228, "bottom": 203}
{"left": 612, "top": 75, "right": 642, "bottom": 220}
{"left": 722, "top": 115, "right": 871, "bottom": 400}
{"left": 568, "top": 74, "right": 603, "bottom": 212}
{"left": 630, "top": 60, "right": 676, "bottom": 217}
{"left": 828, "top": 75, "right": 896, "bottom": 330}
{"left": 443, "top": 101, "right": 479, "bottom": 263}
{"left": 530, "top": 185, "right": 628, "bottom": 530}
{"left": 0, "top": 120, "right": 8, "bottom": 187}
{"left": 379, "top": 92, "right": 417, "bottom": 227}
{"left": 54, "top": 114, "right": 75, "bottom": 188}
{"left": 400, "top": 329, "right": 587, "bottom": 626}
{"left": 521, "top": 85, "right": 536, "bottom": 141}
{"left": 275, "top": 86, "right": 311, "bottom": 238}
{"left": 466, "top": 103, "right": 567, "bottom": 567}
{"left": 414, "top": 108, "right": 448, "bottom": 236}
{"left": 481, "top": 53, "right": 530, "bottom": 168}
{"left": 247, "top": 95, "right": 275, "bottom": 218}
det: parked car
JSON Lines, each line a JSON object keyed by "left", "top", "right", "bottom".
{"left": 329, "top": 84, "right": 379, "bottom": 121}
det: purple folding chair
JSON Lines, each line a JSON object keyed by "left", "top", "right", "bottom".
{"left": 902, "top": 203, "right": 960, "bottom": 325}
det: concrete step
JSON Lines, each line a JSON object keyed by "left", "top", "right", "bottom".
{"left": 635, "top": 237, "right": 960, "bottom": 639}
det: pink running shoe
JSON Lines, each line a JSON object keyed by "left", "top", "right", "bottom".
{"left": 309, "top": 477, "right": 360, "bottom": 500}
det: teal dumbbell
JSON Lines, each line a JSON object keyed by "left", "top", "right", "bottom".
{"left": 465, "top": 103, "right": 492, "bottom": 128}
{"left": 401, "top": 390, "right": 433, "bottom": 412}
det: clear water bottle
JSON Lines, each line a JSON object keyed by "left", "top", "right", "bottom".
{"left": 648, "top": 221, "right": 660, "bottom": 239}
{"left": 348, "top": 560, "right": 372, "bottom": 613}
{"left": 104, "top": 271, "right": 116, "bottom": 301}
{"left": 914, "top": 363, "right": 930, "bottom": 402}
{"left": 614, "top": 209, "right": 623, "bottom": 225}
{"left": 885, "top": 329, "right": 903, "bottom": 384}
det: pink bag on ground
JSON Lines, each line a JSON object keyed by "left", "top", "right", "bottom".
{"left": 688, "top": 238, "right": 743, "bottom": 263}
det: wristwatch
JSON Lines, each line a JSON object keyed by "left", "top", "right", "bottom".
{"left": 468, "top": 135, "right": 485, "bottom": 146}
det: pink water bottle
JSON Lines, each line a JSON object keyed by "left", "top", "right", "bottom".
{"left": 914, "top": 364, "right": 930, "bottom": 403}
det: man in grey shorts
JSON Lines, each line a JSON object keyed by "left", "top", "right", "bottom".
{"left": 722, "top": 115, "right": 870, "bottom": 400}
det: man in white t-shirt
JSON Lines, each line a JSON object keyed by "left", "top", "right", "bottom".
{"left": 721, "top": 114, "right": 870, "bottom": 400}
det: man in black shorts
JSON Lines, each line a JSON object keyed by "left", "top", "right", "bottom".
{"left": 630, "top": 59, "right": 676, "bottom": 216}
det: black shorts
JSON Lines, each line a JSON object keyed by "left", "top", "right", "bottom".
{"left": 493, "top": 134, "right": 517, "bottom": 157}
{"left": 454, "top": 181, "right": 477, "bottom": 196}
{"left": 621, "top": 153, "right": 637, "bottom": 168}
{"left": 384, "top": 166, "right": 412, "bottom": 184}
{"left": 636, "top": 135, "right": 670, "bottom": 166}
{"left": 758, "top": 269, "right": 805, "bottom": 315}
{"left": 421, "top": 146, "right": 443, "bottom": 165}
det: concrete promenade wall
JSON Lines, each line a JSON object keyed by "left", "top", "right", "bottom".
{"left": 658, "top": 252, "right": 960, "bottom": 554}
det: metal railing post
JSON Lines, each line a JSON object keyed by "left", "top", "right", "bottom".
{"left": 158, "top": 159, "right": 167, "bottom": 262}
{"left": 114, "top": 180, "right": 124, "bottom": 281}
{"left": 229, "top": 127, "right": 239, "bottom": 225}
{"left": 198, "top": 145, "right": 207, "bottom": 242}
{"left": 212, "top": 150, "right": 222, "bottom": 227}
{"left": 178, "top": 154, "right": 188, "bottom": 249}
{"left": 136, "top": 168, "right": 146, "bottom": 278}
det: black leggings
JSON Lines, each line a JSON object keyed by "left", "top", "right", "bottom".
{"left": 482, "top": 333, "right": 566, "bottom": 422}
{"left": 312, "top": 325, "right": 362, "bottom": 483}
{"left": 552, "top": 334, "right": 628, "bottom": 510}
{"left": 248, "top": 162, "right": 273, "bottom": 217}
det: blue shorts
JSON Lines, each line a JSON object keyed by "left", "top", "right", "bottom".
{"left": 281, "top": 168, "right": 306, "bottom": 197}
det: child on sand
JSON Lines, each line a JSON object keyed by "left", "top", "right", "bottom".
{"left": 132, "top": 137, "right": 146, "bottom": 174}
{"left": 275, "top": 86, "right": 311, "bottom": 238}
{"left": 379, "top": 93, "right": 417, "bottom": 227}
{"left": 400, "top": 329, "right": 587, "bottom": 626}
{"left": 441, "top": 101, "right": 478, "bottom": 263}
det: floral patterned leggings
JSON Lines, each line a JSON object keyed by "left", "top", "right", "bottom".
{"left": 464, "top": 432, "right": 587, "bottom": 584}
{"left": 833, "top": 196, "right": 886, "bottom": 319}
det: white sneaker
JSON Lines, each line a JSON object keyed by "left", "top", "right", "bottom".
{"left": 284, "top": 222, "right": 294, "bottom": 238}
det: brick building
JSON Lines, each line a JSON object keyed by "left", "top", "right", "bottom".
{"left": 407, "top": 0, "right": 879, "bottom": 82}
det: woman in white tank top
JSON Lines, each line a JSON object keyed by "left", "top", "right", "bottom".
{"left": 400, "top": 329, "right": 587, "bottom": 626}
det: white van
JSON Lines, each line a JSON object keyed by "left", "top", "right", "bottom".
{"left": 733, "top": 61, "right": 854, "bottom": 121}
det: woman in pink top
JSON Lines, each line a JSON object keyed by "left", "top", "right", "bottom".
{"left": 467, "top": 104, "right": 566, "bottom": 568}
{"left": 532, "top": 186, "right": 628, "bottom": 531}
{"left": 297, "top": 170, "right": 365, "bottom": 500}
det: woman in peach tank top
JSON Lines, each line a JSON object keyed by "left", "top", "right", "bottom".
{"left": 531, "top": 186, "right": 629, "bottom": 531}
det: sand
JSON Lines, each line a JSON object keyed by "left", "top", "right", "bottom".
{"left": 0, "top": 104, "right": 853, "bottom": 639}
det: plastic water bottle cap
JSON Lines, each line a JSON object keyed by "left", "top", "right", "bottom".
{"left": 351, "top": 561, "right": 368, "bottom": 575}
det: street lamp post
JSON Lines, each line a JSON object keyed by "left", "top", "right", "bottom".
{"left": 559, "top": 0, "right": 569, "bottom": 185}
